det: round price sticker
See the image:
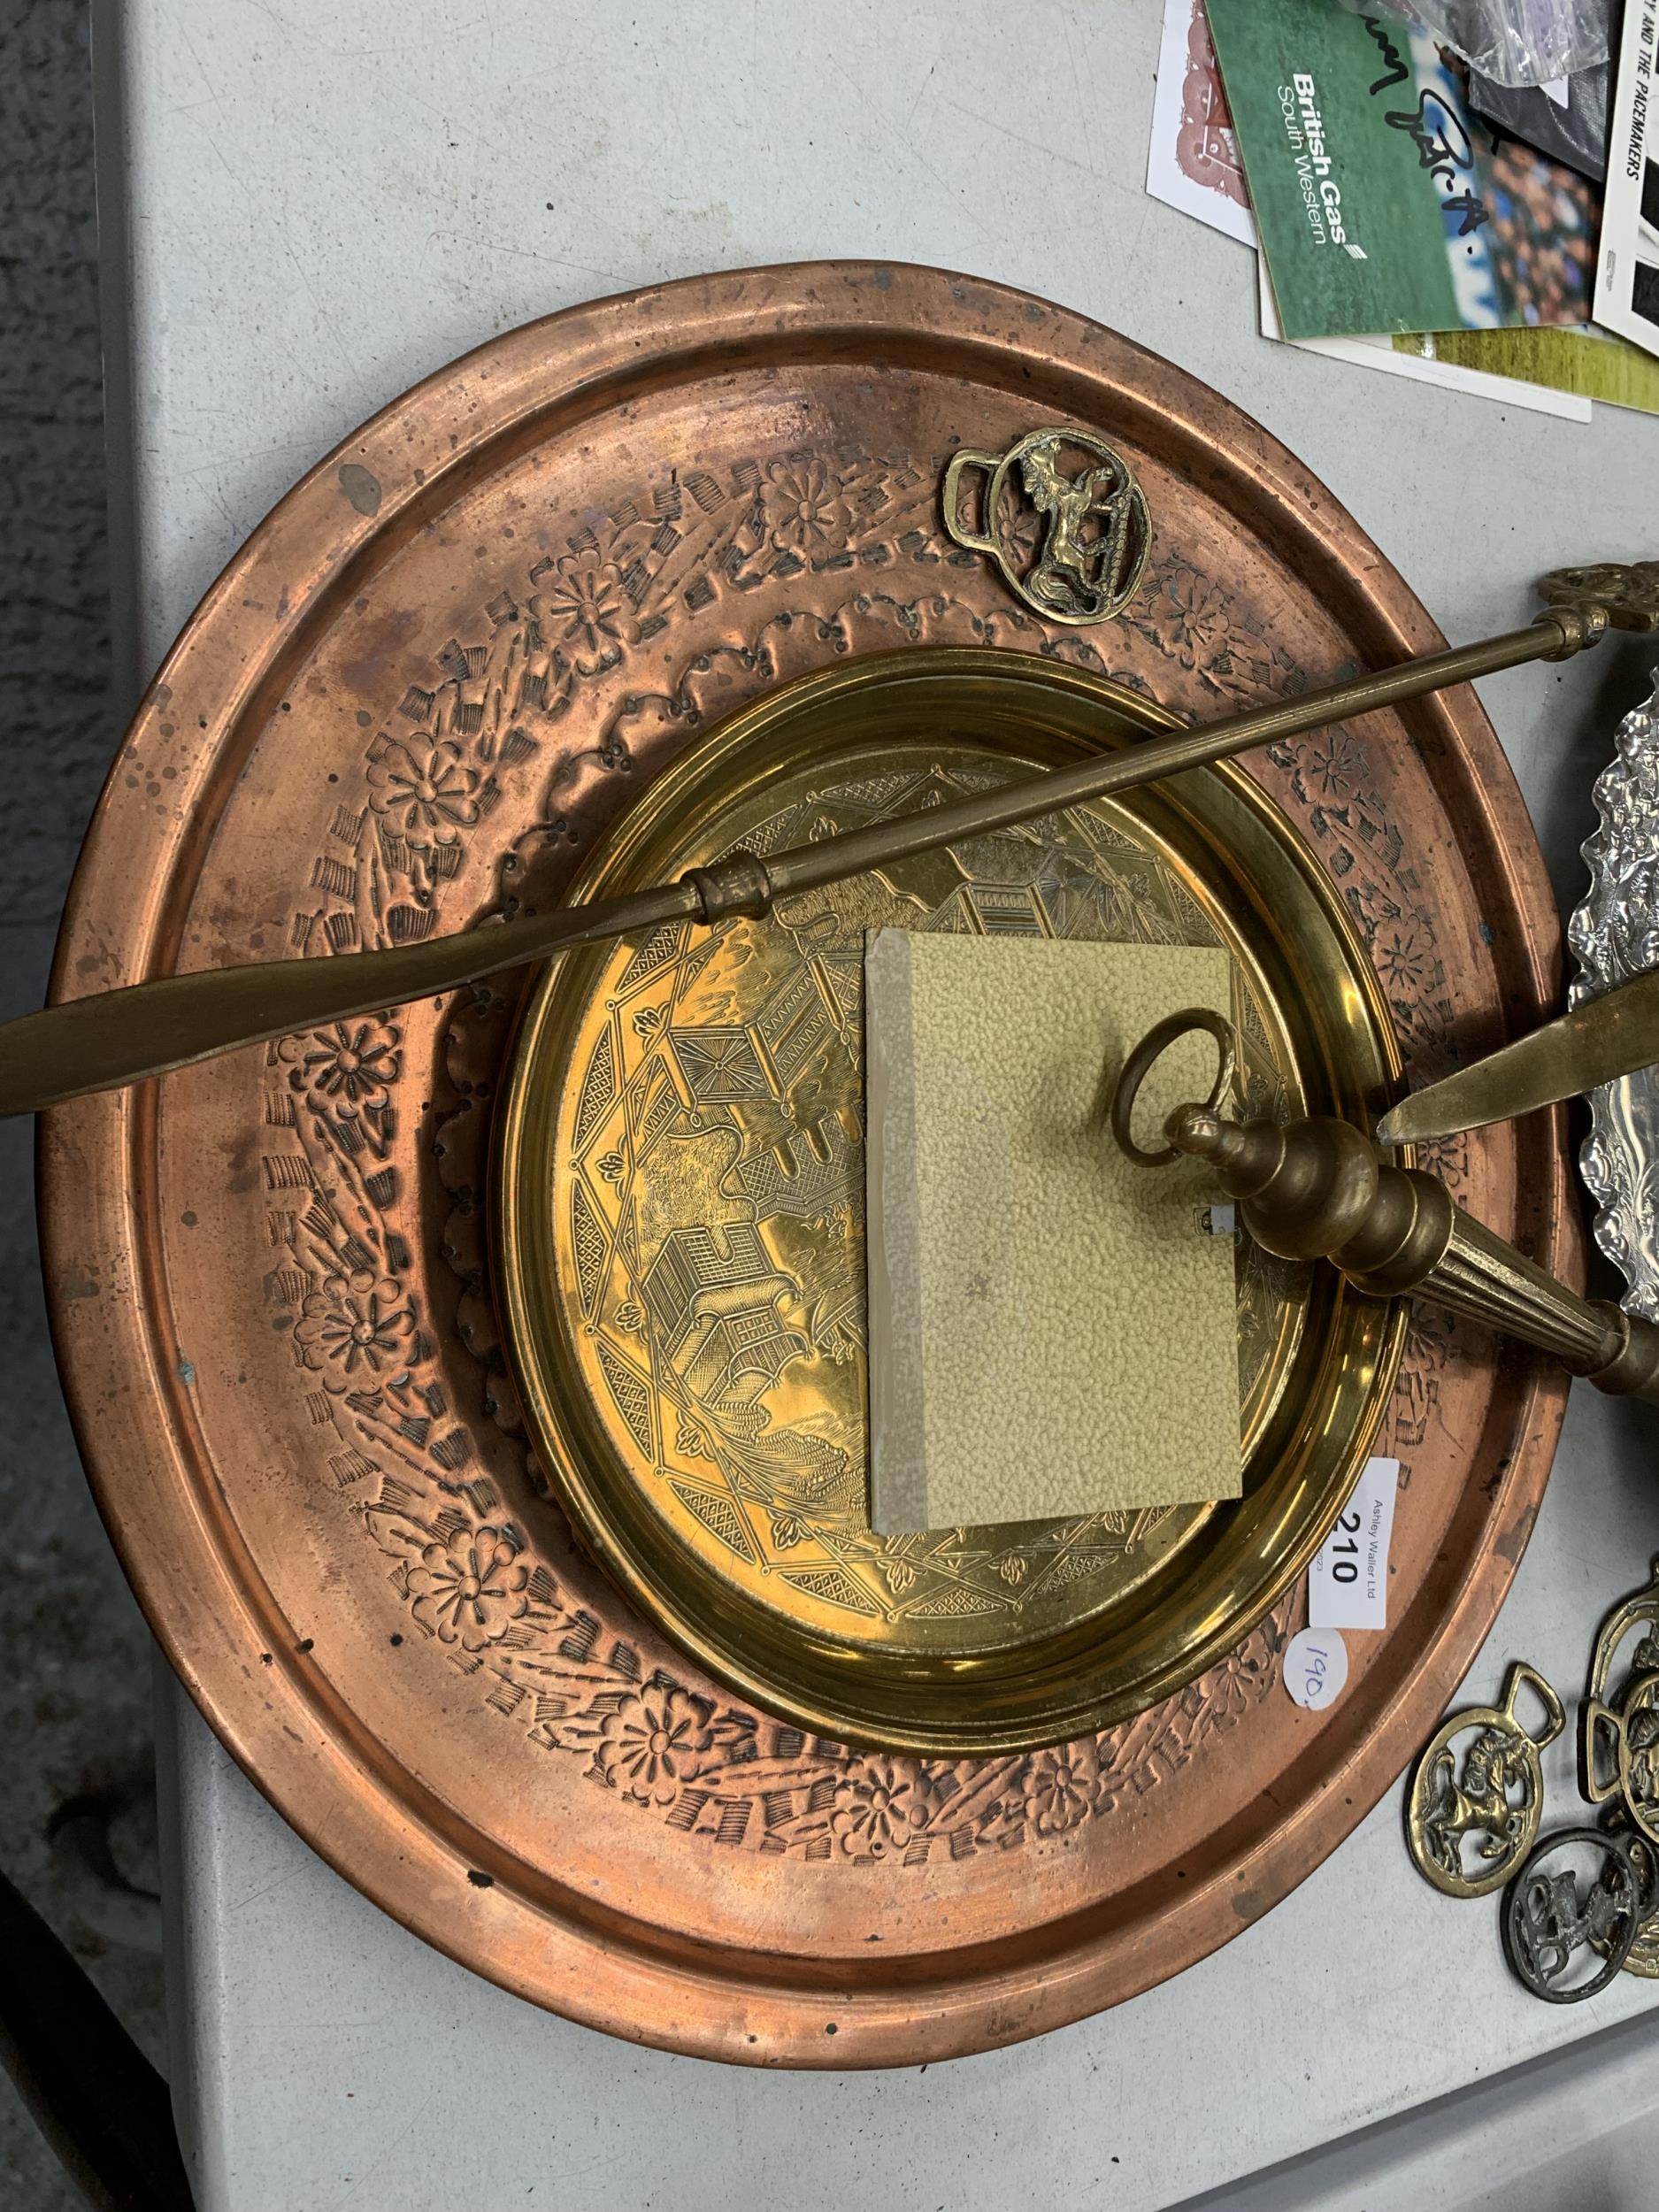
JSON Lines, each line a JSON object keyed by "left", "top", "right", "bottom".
{"left": 1284, "top": 1627, "right": 1348, "bottom": 1711}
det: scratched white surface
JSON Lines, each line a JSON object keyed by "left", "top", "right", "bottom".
{"left": 103, "top": 2, "right": 1659, "bottom": 2206}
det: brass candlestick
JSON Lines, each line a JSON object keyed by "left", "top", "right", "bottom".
{"left": 1113, "top": 1009, "right": 1659, "bottom": 1408}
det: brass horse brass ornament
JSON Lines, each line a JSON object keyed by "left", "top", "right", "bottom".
{"left": 1395, "top": 1561, "right": 1659, "bottom": 1991}
{"left": 1575, "top": 1564, "right": 1659, "bottom": 1981}
{"left": 1502, "top": 1829, "right": 1642, "bottom": 2001}
{"left": 1602, "top": 1825, "right": 1659, "bottom": 1977}
{"left": 941, "top": 426, "right": 1154, "bottom": 623}
{"left": 1583, "top": 1559, "right": 1659, "bottom": 1844}
{"left": 1401, "top": 1663, "right": 1565, "bottom": 1898}
{"left": 1584, "top": 1673, "right": 1659, "bottom": 1842}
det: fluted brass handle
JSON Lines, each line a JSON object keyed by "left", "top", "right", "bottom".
{"left": 1115, "top": 1011, "right": 1659, "bottom": 1408}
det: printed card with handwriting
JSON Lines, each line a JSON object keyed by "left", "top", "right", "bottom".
{"left": 1206, "top": 0, "right": 1596, "bottom": 340}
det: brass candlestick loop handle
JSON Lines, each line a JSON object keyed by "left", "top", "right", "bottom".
{"left": 1109, "top": 1007, "right": 1238, "bottom": 1168}
{"left": 1114, "top": 1012, "right": 1659, "bottom": 1408}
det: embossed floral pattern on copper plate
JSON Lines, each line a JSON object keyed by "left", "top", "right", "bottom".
{"left": 42, "top": 263, "right": 1571, "bottom": 2065}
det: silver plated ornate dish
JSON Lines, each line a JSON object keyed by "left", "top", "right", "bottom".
{"left": 1571, "top": 672, "right": 1659, "bottom": 1313}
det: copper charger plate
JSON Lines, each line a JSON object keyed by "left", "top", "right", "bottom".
{"left": 42, "top": 261, "right": 1572, "bottom": 2065}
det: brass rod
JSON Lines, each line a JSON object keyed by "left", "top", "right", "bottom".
{"left": 767, "top": 612, "right": 1582, "bottom": 899}
{"left": 0, "top": 882, "right": 705, "bottom": 1116}
{"left": 0, "top": 606, "right": 1595, "bottom": 1118}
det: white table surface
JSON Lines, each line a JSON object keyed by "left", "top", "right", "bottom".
{"left": 96, "top": 3, "right": 1659, "bottom": 2207}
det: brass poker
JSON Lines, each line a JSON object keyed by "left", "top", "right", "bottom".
{"left": 0, "top": 563, "right": 1647, "bottom": 1119}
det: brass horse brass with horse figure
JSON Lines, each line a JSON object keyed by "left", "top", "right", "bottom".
{"left": 1405, "top": 1662, "right": 1566, "bottom": 1899}
{"left": 1502, "top": 1829, "right": 1642, "bottom": 2001}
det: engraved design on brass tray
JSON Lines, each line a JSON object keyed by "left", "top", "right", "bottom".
{"left": 259, "top": 434, "right": 1471, "bottom": 1857}
{"left": 548, "top": 758, "right": 1290, "bottom": 1636}
{"left": 498, "top": 628, "right": 1420, "bottom": 1752}
{"left": 942, "top": 426, "right": 1153, "bottom": 624}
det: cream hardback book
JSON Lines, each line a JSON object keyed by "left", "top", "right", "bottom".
{"left": 864, "top": 930, "right": 1241, "bottom": 1535}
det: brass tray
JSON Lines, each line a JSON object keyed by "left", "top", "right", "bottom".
{"left": 42, "top": 262, "right": 1572, "bottom": 2065}
{"left": 496, "top": 647, "right": 1405, "bottom": 1752}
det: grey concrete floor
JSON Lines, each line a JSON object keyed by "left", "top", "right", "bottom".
{"left": 1, "top": 2, "right": 167, "bottom": 2205}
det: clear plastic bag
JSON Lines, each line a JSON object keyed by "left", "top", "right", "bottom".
{"left": 1468, "top": 60, "right": 1611, "bottom": 180}
{"left": 1333, "top": 0, "right": 1615, "bottom": 88}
